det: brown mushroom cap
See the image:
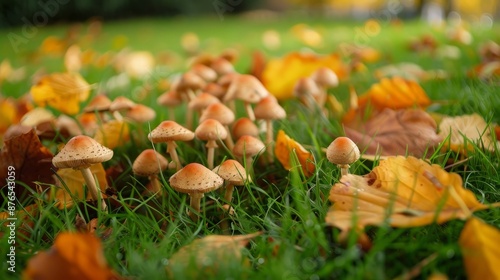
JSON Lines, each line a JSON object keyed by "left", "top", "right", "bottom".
{"left": 52, "top": 135, "right": 113, "bottom": 169}
{"left": 232, "top": 117, "right": 259, "bottom": 140}
{"left": 190, "top": 64, "right": 217, "bottom": 82}
{"left": 210, "top": 57, "right": 235, "bottom": 76}
{"left": 169, "top": 163, "right": 224, "bottom": 194}
{"left": 188, "top": 92, "right": 220, "bottom": 111}
{"left": 149, "top": 121, "right": 194, "bottom": 143}
{"left": 223, "top": 74, "right": 269, "bottom": 103}
{"left": 213, "top": 159, "right": 249, "bottom": 185}
{"left": 133, "top": 149, "right": 168, "bottom": 176}
{"left": 311, "top": 67, "right": 339, "bottom": 88}
{"left": 110, "top": 96, "right": 136, "bottom": 112}
{"left": 293, "top": 77, "right": 321, "bottom": 98}
{"left": 326, "top": 137, "right": 360, "bottom": 165}
{"left": 157, "top": 90, "right": 182, "bottom": 107}
{"left": 126, "top": 104, "right": 156, "bottom": 123}
{"left": 254, "top": 96, "right": 286, "bottom": 120}
{"left": 83, "top": 94, "right": 112, "bottom": 113}
{"left": 233, "top": 135, "right": 265, "bottom": 157}
{"left": 195, "top": 119, "right": 228, "bottom": 141}
{"left": 199, "top": 103, "right": 235, "bottom": 125}
{"left": 176, "top": 72, "right": 206, "bottom": 93}
{"left": 203, "top": 82, "right": 226, "bottom": 98}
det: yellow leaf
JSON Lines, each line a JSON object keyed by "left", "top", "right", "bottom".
{"left": 261, "top": 52, "right": 348, "bottom": 100}
{"left": 459, "top": 217, "right": 500, "bottom": 280}
{"left": 366, "top": 77, "right": 431, "bottom": 110}
{"left": 325, "top": 156, "right": 499, "bottom": 231}
{"left": 0, "top": 98, "right": 17, "bottom": 136}
{"left": 23, "top": 232, "right": 122, "bottom": 280}
{"left": 93, "top": 120, "right": 129, "bottom": 149}
{"left": 30, "top": 72, "right": 91, "bottom": 115}
{"left": 275, "top": 130, "right": 315, "bottom": 177}
{"left": 53, "top": 163, "right": 108, "bottom": 209}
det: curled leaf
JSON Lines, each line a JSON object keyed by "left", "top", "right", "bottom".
{"left": 275, "top": 130, "right": 315, "bottom": 177}
{"left": 325, "top": 156, "right": 498, "bottom": 232}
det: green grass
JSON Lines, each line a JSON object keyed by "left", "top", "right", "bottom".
{"left": 1, "top": 16, "right": 500, "bottom": 279}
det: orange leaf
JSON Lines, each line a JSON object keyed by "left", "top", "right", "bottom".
{"left": 459, "top": 217, "right": 500, "bottom": 280}
{"left": 30, "top": 72, "right": 91, "bottom": 115}
{"left": 261, "top": 52, "right": 348, "bottom": 100}
{"left": 93, "top": 120, "right": 130, "bottom": 149}
{"left": 325, "top": 156, "right": 498, "bottom": 232}
{"left": 275, "top": 130, "right": 315, "bottom": 177}
{"left": 367, "top": 77, "right": 431, "bottom": 110}
{"left": 23, "top": 232, "right": 122, "bottom": 280}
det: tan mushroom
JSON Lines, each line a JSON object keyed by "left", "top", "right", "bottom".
{"left": 232, "top": 117, "right": 259, "bottom": 140}
{"left": 232, "top": 135, "right": 265, "bottom": 174}
{"left": 169, "top": 163, "right": 224, "bottom": 221}
{"left": 200, "top": 103, "right": 235, "bottom": 151}
{"left": 310, "top": 67, "right": 338, "bottom": 108}
{"left": 213, "top": 159, "right": 250, "bottom": 202}
{"left": 148, "top": 121, "right": 195, "bottom": 171}
{"left": 223, "top": 74, "right": 269, "bottom": 121}
{"left": 195, "top": 119, "right": 228, "bottom": 169}
{"left": 254, "top": 96, "right": 286, "bottom": 162}
{"left": 293, "top": 77, "right": 321, "bottom": 110}
{"left": 133, "top": 149, "right": 168, "bottom": 196}
{"left": 110, "top": 96, "right": 136, "bottom": 121}
{"left": 326, "top": 136, "right": 360, "bottom": 177}
{"left": 52, "top": 135, "right": 113, "bottom": 212}
{"left": 157, "top": 90, "right": 182, "bottom": 121}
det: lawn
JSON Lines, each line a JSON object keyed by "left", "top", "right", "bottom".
{"left": 1, "top": 15, "right": 500, "bottom": 279}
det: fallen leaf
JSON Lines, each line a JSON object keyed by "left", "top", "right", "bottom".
{"left": 39, "top": 35, "right": 67, "bottom": 55}
{"left": 23, "top": 232, "right": 122, "bottom": 280}
{"left": 30, "top": 72, "right": 91, "bottom": 115}
{"left": 459, "top": 217, "right": 500, "bottom": 280}
{"left": 364, "top": 77, "right": 431, "bottom": 110}
{"left": 261, "top": 52, "right": 349, "bottom": 100}
{"left": 0, "top": 204, "right": 39, "bottom": 242}
{"left": 345, "top": 108, "right": 442, "bottom": 157}
{"left": 325, "top": 156, "right": 499, "bottom": 232}
{"left": 166, "top": 232, "right": 261, "bottom": 278}
{"left": 438, "top": 113, "right": 498, "bottom": 153}
{"left": 0, "top": 126, "right": 54, "bottom": 201}
{"left": 274, "top": 130, "right": 315, "bottom": 177}
{"left": 93, "top": 120, "right": 130, "bottom": 149}
{"left": 53, "top": 163, "right": 108, "bottom": 209}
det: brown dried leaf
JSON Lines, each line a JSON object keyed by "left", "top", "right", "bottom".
{"left": 325, "top": 156, "right": 499, "bottom": 232}
{"left": 0, "top": 127, "right": 54, "bottom": 201}
{"left": 274, "top": 130, "right": 315, "bottom": 177}
{"left": 345, "top": 109, "right": 442, "bottom": 158}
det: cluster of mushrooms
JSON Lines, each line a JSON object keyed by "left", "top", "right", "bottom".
{"left": 51, "top": 54, "right": 361, "bottom": 226}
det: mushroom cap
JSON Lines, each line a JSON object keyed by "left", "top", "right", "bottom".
{"left": 157, "top": 90, "right": 182, "bottom": 107}
{"left": 232, "top": 117, "right": 259, "bottom": 140}
{"left": 52, "top": 135, "right": 113, "bottom": 169}
{"left": 190, "top": 64, "right": 217, "bottom": 82}
{"left": 20, "top": 107, "right": 55, "bottom": 127}
{"left": 199, "top": 103, "right": 235, "bottom": 125}
{"left": 293, "top": 77, "right": 321, "bottom": 98}
{"left": 210, "top": 57, "right": 235, "bottom": 76}
{"left": 254, "top": 96, "right": 286, "bottom": 120}
{"left": 176, "top": 72, "right": 206, "bottom": 93}
{"left": 203, "top": 82, "right": 226, "bottom": 98}
{"left": 224, "top": 74, "right": 269, "bottom": 103}
{"left": 169, "top": 163, "right": 224, "bottom": 194}
{"left": 148, "top": 121, "right": 195, "bottom": 143}
{"left": 188, "top": 92, "right": 220, "bottom": 111}
{"left": 195, "top": 119, "right": 228, "bottom": 141}
{"left": 83, "top": 94, "right": 112, "bottom": 113}
{"left": 126, "top": 104, "right": 156, "bottom": 123}
{"left": 110, "top": 96, "right": 136, "bottom": 112}
{"left": 213, "top": 159, "right": 250, "bottom": 185}
{"left": 133, "top": 149, "right": 168, "bottom": 176}
{"left": 311, "top": 67, "right": 339, "bottom": 88}
{"left": 326, "top": 137, "right": 360, "bottom": 165}
{"left": 233, "top": 135, "right": 265, "bottom": 157}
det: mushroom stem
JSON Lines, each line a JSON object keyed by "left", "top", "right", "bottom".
{"left": 339, "top": 164, "right": 350, "bottom": 176}
{"left": 168, "top": 110, "right": 175, "bottom": 121}
{"left": 223, "top": 125, "right": 234, "bottom": 151}
{"left": 148, "top": 174, "right": 162, "bottom": 195}
{"left": 224, "top": 183, "right": 235, "bottom": 202}
{"left": 167, "top": 141, "right": 182, "bottom": 171}
{"left": 244, "top": 156, "right": 253, "bottom": 176}
{"left": 265, "top": 119, "right": 274, "bottom": 163}
{"left": 113, "top": 111, "right": 124, "bottom": 121}
{"left": 188, "top": 192, "right": 204, "bottom": 221}
{"left": 80, "top": 167, "right": 107, "bottom": 212}
{"left": 244, "top": 102, "right": 255, "bottom": 121}
{"left": 206, "top": 140, "right": 218, "bottom": 170}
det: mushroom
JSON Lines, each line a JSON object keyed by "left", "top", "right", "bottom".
{"left": 213, "top": 159, "right": 249, "bottom": 203}
{"left": 326, "top": 136, "right": 360, "bottom": 177}
{"left": 310, "top": 67, "right": 338, "bottom": 109}
{"left": 190, "top": 64, "right": 217, "bottom": 83}
{"left": 232, "top": 135, "right": 265, "bottom": 174}
{"left": 188, "top": 92, "right": 221, "bottom": 117}
{"left": 52, "top": 135, "right": 113, "bottom": 212}
{"left": 126, "top": 104, "right": 156, "bottom": 142}
{"left": 253, "top": 96, "right": 286, "bottom": 162}
{"left": 169, "top": 163, "right": 224, "bottom": 221}
{"left": 224, "top": 74, "right": 269, "bottom": 121}
{"left": 195, "top": 119, "right": 228, "bottom": 169}
{"left": 293, "top": 77, "right": 321, "bottom": 110}
{"left": 157, "top": 89, "right": 182, "bottom": 121}
{"left": 176, "top": 72, "right": 207, "bottom": 129}
{"left": 200, "top": 103, "right": 235, "bottom": 151}
{"left": 232, "top": 117, "right": 259, "bottom": 140}
{"left": 210, "top": 57, "right": 235, "bottom": 76}
{"left": 133, "top": 149, "right": 168, "bottom": 196}
{"left": 148, "top": 121, "right": 195, "bottom": 171}
{"left": 110, "top": 96, "right": 136, "bottom": 121}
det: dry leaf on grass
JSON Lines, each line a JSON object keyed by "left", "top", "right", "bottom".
{"left": 325, "top": 156, "right": 499, "bottom": 232}
{"left": 166, "top": 232, "right": 261, "bottom": 278}
{"left": 274, "top": 130, "right": 315, "bottom": 177}
{"left": 93, "top": 120, "right": 130, "bottom": 149}
{"left": 53, "top": 163, "right": 108, "bottom": 209}
{"left": 438, "top": 113, "right": 498, "bottom": 153}
{"left": 23, "top": 232, "right": 122, "bottom": 280}
{"left": 459, "top": 217, "right": 500, "bottom": 280}
{"left": 30, "top": 72, "right": 91, "bottom": 115}
{"left": 0, "top": 126, "right": 54, "bottom": 200}
{"left": 345, "top": 109, "right": 442, "bottom": 158}
{"left": 261, "top": 52, "right": 348, "bottom": 100}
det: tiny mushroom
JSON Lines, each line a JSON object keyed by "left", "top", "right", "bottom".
{"left": 223, "top": 74, "right": 269, "bottom": 121}
{"left": 110, "top": 96, "right": 136, "bottom": 121}
{"left": 326, "top": 136, "right": 360, "bottom": 177}
{"left": 195, "top": 119, "right": 228, "bottom": 169}
{"left": 157, "top": 90, "right": 182, "bottom": 121}
{"left": 169, "top": 163, "right": 224, "bottom": 221}
{"left": 232, "top": 117, "right": 259, "bottom": 140}
{"left": 133, "top": 149, "right": 168, "bottom": 196}
{"left": 200, "top": 102, "right": 235, "bottom": 151}
{"left": 52, "top": 135, "right": 113, "bottom": 212}
{"left": 148, "top": 121, "right": 195, "bottom": 171}
{"left": 310, "top": 67, "right": 339, "bottom": 108}
{"left": 213, "top": 159, "right": 250, "bottom": 203}
{"left": 293, "top": 77, "right": 321, "bottom": 110}
{"left": 253, "top": 96, "right": 286, "bottom": 162}
{"left": 233, "top": 135, "right": 265, "bottom": 174}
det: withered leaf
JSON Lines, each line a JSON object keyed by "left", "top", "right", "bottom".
{"left": 0, "top": 126, "right": 54, "bottom": 201}
{"left": 345, "top": 108, "right": 442, "bottom": 158}
{"left": 274, "top": 130, "right": 315, "bottom": 177}
{"left": 325, "top": 156, "right": 499, "bottom": 232}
